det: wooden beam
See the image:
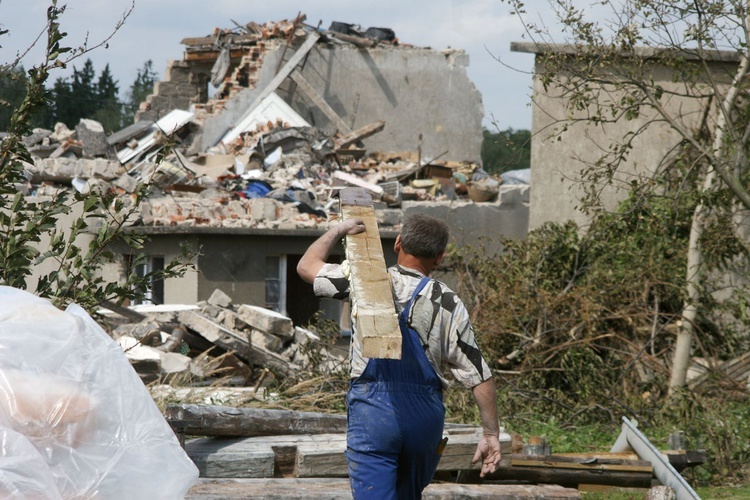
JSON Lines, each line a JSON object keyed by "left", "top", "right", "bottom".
{"left": 181, "top": 34, "right": 259, "bottom": 47}
{"left": 185, "top": 434, "right": 347, "bottom": 479}
{"left": 186, "top": 478, "right": 582, "bottom": 499}
{"left": 293, "top": 428, "right": 511, "bottom": 477}
{"left": 334, "top": 120, "right": 385, "bottom": 149}
{"left": 438, "top": 428, "right": 512, "bottom": 472}
{"left": 100, "top": 300, "right": 147, "bottom": 323}
{"left": 291, "top": 448, "right": 653, "bottom": 487}
{"left": 340, "top": 188, "right": 400, "bottom": 359}
{"left": 511, "top": 457, "right": 652, "bottom": 473}
{"left": 455, "top": 453, "right": 653, "bottom": 488}
{"left": 183, "top": 435, "right": 652, "bottom": 488}
{"left": 556, "top": 450, "right": 707, "bottom": 472}
{"left": 165, "top": 404, "right": 347, "bottom": 437}
{"left": 186, "top": 441, "right": 275, "bottom": 478}
{"left": 480, "top": 465, "right": 653, "bottom": 489}
{"left": 183, "top": 49, "right": 247, "bottom": 62}
{"left": 289, "top": 70, "right": 352, "bottom": 133}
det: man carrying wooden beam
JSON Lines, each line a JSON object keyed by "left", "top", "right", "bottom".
{"left": 297, "top": 213, "right": 501, "bottom": 500}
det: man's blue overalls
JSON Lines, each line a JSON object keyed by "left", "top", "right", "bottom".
{"left": 346, "top": 277, "right": 445, "bottom": 499}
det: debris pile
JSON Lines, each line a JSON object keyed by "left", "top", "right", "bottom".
{"left": 14, "top": 14, "right": 508, "bottom": 233}
{"left": 108, "top": 288, "right": 346, "bottom": 387}
{"left": 18, "top": 113, "right": 501, "bottom": 231}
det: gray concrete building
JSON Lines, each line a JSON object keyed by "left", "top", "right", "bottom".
{"left": 511, "top": 42, "right": 738, "bottom": 230}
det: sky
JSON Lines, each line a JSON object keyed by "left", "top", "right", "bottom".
{"left": 0, "top": 0, "right": 550, "bottom": 131}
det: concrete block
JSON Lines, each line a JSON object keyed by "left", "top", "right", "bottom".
{"left": 375, "top": 208, "right": 402, "bottom": 227}
{"left": 177, "top": 310, "right": 254, "bottom": 364}
{"left": 236, "top": 304, "right": 294, "bottom": 340}
{"left": 50, "top": 122, "right": 75, "bottom": 143}
{"left": 276, "top": 202, "right": 300, "bottom": 222}
{"left": 250, "top": 329, "right": 283, "bottom": 353}
{"left": 159, "top": 351, "right": 192, "bottom": 375}
{"left": 249, "top": 198, "right": 278, "bottom": 221}
{"left": 645, "top": 486, "right": 676, "bottom": 500}
{"left": 294, "top": 326, "right": 320, "bottom": 344}
{"left": 117, "top": 336, "right": 162, "bottom": 374}
{"left": 227, "top": 200, "right": 248, "bottom": 217}
{"left": 207, "top": 288, "right": 233, "bottom": 308}
{"left": 31, "top": 158, "right": 125, "bottom": 182}
{"left": 113, "top": 321, "right": 162, "bottom": 341}
{"left": 113, "top": 173, "right": 140, "bottom": 193}
{"left": 76, "top": 119, "right": 108, "bottom": 157}
{"left": 499, "top": 184, "right": 530, "bottom": 205}
{"left": 139, "top": 200, "right": 154, "bottom": 224}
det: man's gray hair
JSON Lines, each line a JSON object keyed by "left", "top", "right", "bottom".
{"left": 399, "top": 213, "right": 450, "bottom": 258}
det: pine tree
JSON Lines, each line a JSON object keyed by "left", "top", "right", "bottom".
{"left": 70, "top": 59, "right": 97, "bottom": 121}
{"left": 94, "top": 63, "right": 121, "bottom": 132}
{"left": 50, "top": 75, "right": 75, "bottom": 128}
{"left": 481, "top": 128, "right": 531, "bottom": 175}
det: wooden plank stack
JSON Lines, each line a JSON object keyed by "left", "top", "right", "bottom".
{"left": 339, "top": 187, "right": 401, "bottom": 359}
{"left": 168, "top": 403, "right": 707, "bottom": 499}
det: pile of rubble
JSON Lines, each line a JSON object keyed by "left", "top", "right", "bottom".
{"left": 107, "top": 288, "right": 345, "bottom": 387}
{"left": 18, "top": 112, "right": 501, "bottom": 231}
{"left": 15, "top": 16, "right": 504, "bottom": 232}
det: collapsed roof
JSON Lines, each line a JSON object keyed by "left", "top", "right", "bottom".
{"left": 18, "top": 15, "right": 508, "bottom": 231}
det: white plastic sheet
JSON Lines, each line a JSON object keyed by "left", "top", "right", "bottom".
{"left": 0, "top": 286, "right": 199, "bottom": 499}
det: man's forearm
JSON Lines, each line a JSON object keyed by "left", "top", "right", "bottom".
{"left": 472, "top": 377, "right": 500, "bottom": 436}
{"left": 297, "top": 226, "right": 347, "bottom": 283}
{"left": 297, "top": 219, "right": 365, "bottom": 283}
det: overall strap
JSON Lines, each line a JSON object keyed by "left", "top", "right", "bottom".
{"left": 402, "top": 276, "right": 432, "bottom": 319}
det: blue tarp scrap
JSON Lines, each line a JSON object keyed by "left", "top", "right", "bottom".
{"left": 238, "top": 179, "right": 273, "bottom": 199}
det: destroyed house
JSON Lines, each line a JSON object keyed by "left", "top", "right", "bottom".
{"left": 137, "top": 16, "right": 484, "bottom": 163}
{"left": 20, "top": 16, "right": 529, "bottom": 330}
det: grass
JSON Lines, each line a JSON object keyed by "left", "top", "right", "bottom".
{"left": 696, "top": 485, "right": 750, "bottom": 499}
{"left": 580, "top": 484, "right": 750, "bottom": 499}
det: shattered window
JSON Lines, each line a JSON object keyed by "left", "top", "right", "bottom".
{"left": 131, "top": 255, "right": 165, "bottom": 305}
{"left": 265, "top": 255, "right": 286, "bottom": 313}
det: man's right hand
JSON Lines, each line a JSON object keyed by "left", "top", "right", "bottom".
{"left": 339, "top": 218, "right": 366, "bottom": 236}
{"left": 472, "top": 434, "right": 502, "bottom": 477}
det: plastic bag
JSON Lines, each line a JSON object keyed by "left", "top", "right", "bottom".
{"left": 0, "top": 286, "right": 199, "bottom": 499}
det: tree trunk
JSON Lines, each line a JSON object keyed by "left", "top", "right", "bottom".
{"left": 669, "top": 21, "right": 750, "bottom": 395}
{"left": 669, "top": 205, "right": 705, "bottom": 394}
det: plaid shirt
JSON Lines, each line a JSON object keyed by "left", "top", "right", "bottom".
{"left": 313, "top": 263, "right": 492, "bottom": 389}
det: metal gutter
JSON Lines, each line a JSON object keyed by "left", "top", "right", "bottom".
{"left": 611, "top": 417, "right": 701, "bottom": 500}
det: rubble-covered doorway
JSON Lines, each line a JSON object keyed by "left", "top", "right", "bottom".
{"left": 285, "top": 254, "right": 322, "bottom": 327}
{"left": 284, "top": 254, "right": 348, "bottom": 333}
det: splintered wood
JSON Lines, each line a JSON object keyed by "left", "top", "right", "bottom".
{"left": 339, "top": 188, "right": 401, "bottom": 359}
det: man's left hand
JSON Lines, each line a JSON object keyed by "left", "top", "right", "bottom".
{"left": 472, "top": 434, "right": 502, "bottom": 477}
